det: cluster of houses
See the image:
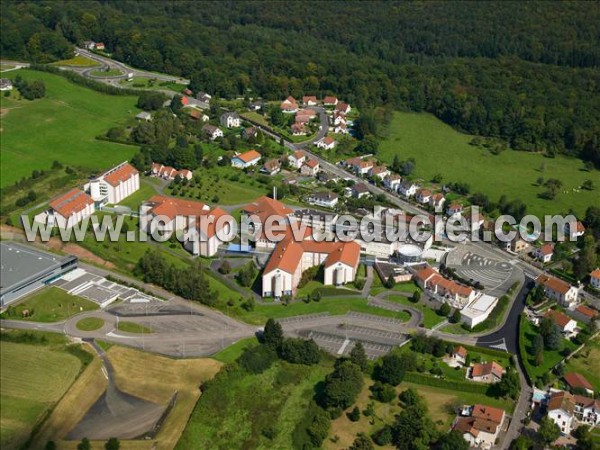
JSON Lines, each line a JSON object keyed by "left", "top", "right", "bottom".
{"left": 453, "top": 404, "right": 507, "bottom": 449}
{"left": 535, "top": 372, "right": 599, "bottom": 435}
{"left": 150, "top": 163, "right": 193, "bottom": 181}
{"left": 35, "top": 161, "right": 140, "bottom": 228}
{"left": 280, "top": 95, "right": 351, "bottom": 136}
{"left": 413, "top": 264, "right": 499, "bottom": 328}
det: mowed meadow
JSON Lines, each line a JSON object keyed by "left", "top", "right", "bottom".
{"left": 378, "top": 112, "right": 600, "bottom": 217}
{"left": 0, "top": 69, "right": 140, "bottom": 187}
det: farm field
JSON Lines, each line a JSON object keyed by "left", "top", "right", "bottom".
{"left": 0, "top": 69, "right": 140, "bottom": 187}
{"left": 0, "top": 287, "right": 98, "bottom": 322}
{"left": 176, "top": 360, "right": 330, "bottom": 450}
{"left": 378, "top": 112, "right": 600, "bottom": 217}
{"left": 0, "top": 335, "right": 83, "bottom": 450}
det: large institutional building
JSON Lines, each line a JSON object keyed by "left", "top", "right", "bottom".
{"left": 85, "top": 161, "right": 140, "bottom": 206}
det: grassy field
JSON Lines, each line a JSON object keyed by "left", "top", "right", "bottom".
{"left": 177, "top": 360, "right": 331, "bottom": 450}
{"left": 326, "top": 377, "right": 515, "bottom": 449}
{"left": 117, "top": 321, "right": 153, "bottom": 334}
{"left": 378, "top": 112, "right": 600, "bottom": 217}
{"left": 0, "top": 69, "right": 140, "bottom": 187}
{"left": 0, "top": 287, "right": 98, "bottom": 322}
{"left": 564, "top": 336, "right": 600, "bottom": 391}
{"left": 76, "top": 317, "right": 105, "bottom": 331}
{"left": 115, "top": 177, "right": 158, "bottom": 209}
{"left": 89, "top": 68, "right": 123, "bottom": 77}
{"left": 0, "top": 335, "right": 83, "bottom": 450}
{"left": 385, "top": 295, "right": 446, "bottom": 328}
{"left": 370, "top": 280, "right": 421, "bottom": 296}
{"left": 212, "top": 337, "right": 259, "bottom": 363}
{"left": 52, "top": 55, "right": 100, "bottom": 67}
{"left": 519, "top": 316, "right": 578, "bottom": 383}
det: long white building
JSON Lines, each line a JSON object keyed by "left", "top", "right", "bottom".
{"left": 34, "top": 189, "right": 95, "bottom": 229}
{"left": 86, "top": 162, "right": 140, "bottom": 206}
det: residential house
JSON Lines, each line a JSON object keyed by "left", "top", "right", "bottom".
{"left": 288, "top": 151, "right": 306, "bottom": 169}
{"left": 202, "top": 124, "right": 223, "bottom": 140}
{"left": 574, "top": 395, "right": 600, "bottom": 426}
{"left": 220, "top": 112, "right": 241, "bottom": 128}
{"left": 544, "top": 309, "right": 577, "bottom": 334}
{"left": 82, "top": 40, "right": 96, "bottom": 50}
{"left": 151, "top": 163, "right": 193, "bottom": 181}
{"left": 317, "top": 171, "right": 339, "bottom": 184}
{"left": 533, "top": 243, "right": 554, "bottom": 263}
{"left": 429, "top": 193, "right": 445, "bottom": 212}
{"left": 370, "top": 165, "right": 390, "bottom": 181}
{"left": 261, "top": 159, "right": 282, "bottom": 176}
{"left": 307, "top": 192, "right": 339, "bottom": 209}
{"left": 291, "top": 123, "right": 306, "bottom": 136}
{"left": 140, "top": 196, "right": 229, "bottom": 257}
{"left": 355, "top": 160, "right": 374, "bottom": 176}
{"left": 301, "top": 159, "right": 320, "bottom": 177}
{"left": 186, "top": 108, "right": 209, "bottom": 121}
{"left": 446, "top": 203, "right": 464, "bottom": 218}
{"left": 85, "top": 161, "right": 140, "bottom": 205}
{"left": 535, "top": 274, "right": 579, "bottom": 308}
{"left": 564, "top": 372, "right": 595, "bottom": 396}
{"left": 414, "top": 266, "right": 476, "bottom": 305}
{"left": 242, "top": 127, "right": 258, "bottom": 140}
{"left": 384, "top": 174, "right": 402, "bottom": 192}
{"left": 590, "top": 268, "right": 600, "bottom": 289}
{"left": 565, "top": 221, "right": 586, "bottom": 240}
{"left": 398, "top": 181, "right": 419, "bottom": 198}
{"left": 505, "top": 235, "right": 531, "bottom": 253}
{"left": 296, "top": 108, "right": 317, "bottom": 123}
{"left": 248, "top": 101, "right": 262, "bottom": 111}
{"left": 335, "top": 102, "right": 351, "bottom": 114}
{"left": 34, "top": 189, "right": 95, "bottom": 229}
{"left": 280, "top": 96, "right": 298, "bottom": 113}
{"left": 135, "top": 111, "right": 152, "bottom": 121}
{"left": 331, "top": 111, "right": 347, "bottom": 126}
{"left": 352, "top": 183, "right": 371, "bottom": 199}
{"left": 182, "top": 88, "right": 193, "bottom": 96}
{"left": 453, "top": 404, "right": 505, "bottom": 449}
{"left": 196, "top": 92, "right": 212, "bottom": 106}
{"left": 547, "top": 391, "right": 575, "bottom": 434}
{"left": 315, "top": 136, "right": 337, "bottom": 150}
{"left": 323, "top": 96, "right": 338, "bottom": 106}
{"left": 469, "top": 362, "right": 504, "bottom": 384}
{"left": 573, "top": 304, "right": 598, "bottom": 324}
{"left": 302, "top": 96, "right": 318, "bottom": 106}
{"left": 95, "top": 42, "right": 105, "bottom": 51}
{"left": 231, "top": 150, "right": 262, "bottom": 169}
{"left": 333, "top": 123, "right": 348, "bottom": 134}
{"left": 416, "top": 189, "right": 432, "bottom": 204}
{"left": 0, "top": 78, "right": 13, "bottom": 91}
{"left": 453, "top": 346, "right": 468, "bottom": 365}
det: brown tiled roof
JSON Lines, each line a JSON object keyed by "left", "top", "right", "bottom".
{"left": 472, "top": 362, "right": 503, "bottom": 379}
{"left": 304, "top": 159, "right": 319, "bottom": 169}
{"left": 454, "top": 346, "right": 468, "bottom": 358}
{"left": 103, "top": 163, "right": 138, "bottom": 187}
{"left": 590, "top": 268, "right": 600, "bottom": 280}
{"left": 50, "top": 189, "right": 93, "bottom": 218}
{"left": 564, "top": 372, "right": 594, "bottom": 391}
{"left": 547, "top": 391, "right": 575, "bottom": 414}
{"left": 576, "top": 304, "right": 598, "bottom": 318}
{"left": 544, "top": 309, "right": 573, "bottom": 329}
{"left": 536, "top": 273, "right": 572, "bottom": 295}
{"left": 235, "top": 150, "right": 261, "bottom": 163}
{"left": 472, "top": 404, "right": 505, "bottom": 425}
{"left": 146, "top": 195, "right": 208, "bottom": 220}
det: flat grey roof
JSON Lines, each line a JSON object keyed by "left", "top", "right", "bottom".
{"left": 0, "top": 242, "right": 69, "bottom": 292}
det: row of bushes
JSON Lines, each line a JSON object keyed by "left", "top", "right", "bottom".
{"left": 470, "top": 295, "right": 510, "bottom": 333}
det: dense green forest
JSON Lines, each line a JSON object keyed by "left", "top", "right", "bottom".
{"left": 2, "top": 1, "right": 599, "bottom": 166}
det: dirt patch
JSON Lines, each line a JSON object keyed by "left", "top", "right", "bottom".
{"left": 0, "top": 225, "right": 115, "bottom": 269}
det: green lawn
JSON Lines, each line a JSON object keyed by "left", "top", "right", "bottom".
{"left": 177, "top": 360, "right": 331, "bottom": 450}
{"left": 385, "top": 295, "right": 446, "bottom": 328}
{"left": 378, "top": 111, "right": 600, "bottom": 217}
{"left": 563, "top": 336, "right": 600, "bottom": 391}
{"left": 233, "top": 297, "right": 412, "bottom": 326}
{"left": 0, "top": 337, "right": 82, "bottom": 450}
{"left": 89, "top": 68, "right": 123, "bottom": 77}
{"left": 115, "top": 177, "right": 158, "bottom": 209}
{"left": 371, "top": 280, "right": 421, "bottom": 296}
{"left": 519, "top": 315, "right": 578, "bottom": 384}
{"left": 52, "top": 55, "right": 99, "bottom": 67}
{"left": 76, "top": 317, "right": 105, "bottom": 331}
{"left": 116, "top": 321, "right": 153, "bottom": 334}
{"left": 0, "top": 69, "right": 140, "bottom": 187}
{"left": 0, "top": 287, "right": 98, "bottom": 322}
{"left": 212, "top": 337, "right": 259, "bottom": 363}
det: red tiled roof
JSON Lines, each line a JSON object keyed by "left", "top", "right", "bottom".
{"left": 472, "top": 362, "right": 503, "bottom": 379}
{"left": 454, "top": 346, "right": 468, "bottom": 358}
{"left": 291, "top": 150, "right": 305, "bottom": 160}
{"left": 323, "top": 96, "right": 337, "bottom": 104}
{"left": 322, "top": 136, "right": 335, "bottom": 145}
{"left": 471, "top": 404, "right": 505, "bottom": 425}
{"left": 576, "top": 304, "right": 598, "bottom": 318}
{"left": 303, "top": 95, "right": 317, "bottom": 103}
{"left": 547, "top": 391, "right": 575, "bottom": 414}
{"left": 235, "top": 150, "right": 261, "bottom": 163}
{"left": 414, "top": 266, "right": 437, "bottom": 283}
{"left": 590, "top": 268, "right": 600, "bottom": 280}
{"left": 536, "top": 273, "right": 573, "bottom": 295}
{"left": 538, "top": 243, "right": 554, "bottom": 256}
{"left": 544, "top": 309, "right": 573, "bottom": 329}
{"left": 146, "top": 195, "right": 208, "bottom": 220}
{"left": 50, "top": 189, "right": 93, "bottom": 218}
{"left": 304, "top": 159, "right": 319, "bottom": 169}
{"left": 197, "top": 207, "right": 230, "bottom": 238}
{"left": 103, "top": 163, "right": 138, "bottom": 187}
{"left": 243, "top": 196, "right": 294, "bottom": 223}
{"left": 564, "top": 372, "right": 594, "bottom": 391}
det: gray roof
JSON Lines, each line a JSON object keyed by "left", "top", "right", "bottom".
{"left": 0, "top": 242, "right": 74, "bottom": 294}
{"left": 221, "top": 111, "right": 240, "bottom": 119}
